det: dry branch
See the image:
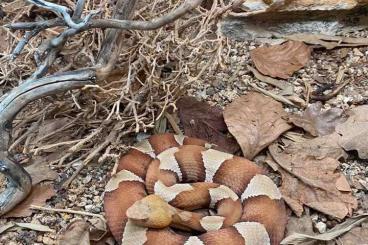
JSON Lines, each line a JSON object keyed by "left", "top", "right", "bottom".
{"left": 0, "top": 0, "right": 205, "bottom": 216}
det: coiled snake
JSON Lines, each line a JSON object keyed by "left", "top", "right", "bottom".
{"left": 104, "top": 133, "right": 287, "bottom": 245}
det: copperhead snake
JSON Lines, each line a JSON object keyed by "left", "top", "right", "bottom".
{"left": 104, "top": 133, "right": 287, "bottom": 245}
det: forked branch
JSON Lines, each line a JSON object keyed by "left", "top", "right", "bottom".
{"left": 0, "top": 0, "right": 203, "bottom": 216}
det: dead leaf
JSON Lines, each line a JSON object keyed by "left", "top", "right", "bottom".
{"left": 285, "top": 215, "right": 316, "bottom": 245}
{"left": 57, "top": 219, "right": 90, "bottom": 245}
{"left": 4, "top": 183, "right": 56, "bottom": 218}
{"left": 269, "top": 144, "right": 357, "bottom": 219}
{"left": 25, "top": 159, "right": 58, "bottom": 186}
{"left": 89, "top": 218, "right": 108, "bottom": 241}
{"left": 285, "top": 133, "right": 347, "bottom": 160}
{"left": 289, "top": 102, "right": 345, "bottom": 136}
{"left": 177, "top": 96, "right": 240, "bottom": 153}
{"left": 286, "top": 33, "right": 368, "bottom": 50}
{"left": 337, "top": 226, "right": 368, "bottom": 245}
{"left": 224, "top": 92, "right": 292, "bottom": 159}
{"left": 250, "top": 41, "right": 311, "bottom": 79}
{"left": 247, "top": 65, "right": 294, "bottom": 94}
{"left": 15, "top": 222, "right": 55, "bottom": 233}
{"left": 0, "top": 223, "right": 15, "bottom": 234}
{"left": 281, "top": 213, "right": 368, "bottom": 244}
{"left": 0, "top": 222, "right": 54, "bottom": 234}
{"left": 336, "top": 105, "right": 368, "bottom": 159}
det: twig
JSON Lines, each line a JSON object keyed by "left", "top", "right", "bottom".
{"left": 245, "top": 81, "right": 296, "bottom": 107}
{"left": 6, "top": 0, "right": 204, "bottom": 32}
{"left": 165, "top": 112, "right": 182, "bottom": 135}
{"left": 30, "top": 205, "right": 106, "bottom": 222}
{"left": 11, "top": 29, "right": 42, "bottom": 60}
{"left": 27, "top": 0, "right": 93, "bottom": 29}
{"left": 247, "top": 65, "right": 293, "bottom": 92}
{"left": 62, "top": 125, "right": 119, "bottom": 188}
{"left": 8, "top": 120, "right": 40, "bottom": 152}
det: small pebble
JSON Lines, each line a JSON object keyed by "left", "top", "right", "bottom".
{"left": 315, "top": 222, "right": 327, "bottom": 233}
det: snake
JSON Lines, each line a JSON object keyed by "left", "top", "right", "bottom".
{"left": 104, "top": 133, "right": 287, "bottom": 245}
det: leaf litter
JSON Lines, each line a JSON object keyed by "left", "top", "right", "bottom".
{"left": 250, "top": 40, "right": 312, "bottom": 79}
{"left": 289, "top": 102, "right": 346, "bottom": 137}
{"left": 336, "top": 105, "right": 368, "bottom": 159}
{"left": 223, "top": 92, "right": 292, "bottom": 159}
{"left": 281, "top": 213, "right": 368, "bottom": 244}
{"left": 269, "top": 144, "right": 357, "bottom": 219}
{"left": 4, "top": 183, "right": 56, "bottom": 218}
{"left": 176, "top": 96, "right": 240, "bottom": 154}
{"left": 56, "top": 218, "right": 109, "bottom": 245}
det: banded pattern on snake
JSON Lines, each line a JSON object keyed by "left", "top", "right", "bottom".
{"left": 104, "top": 133, "right": 287, "bottom": 245}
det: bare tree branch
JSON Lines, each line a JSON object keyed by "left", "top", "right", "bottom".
{"left": 5, "top": 0, "right": 203, "bottom": 31}
{"left": 0, "top": 69, "right": 96, "bottom": 215}
{"left": 0, "top": 0, "right": 203, "bottom": 218}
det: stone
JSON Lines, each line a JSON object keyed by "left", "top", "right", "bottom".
{"left": 315, "top": 221, "right": 327, "bottom": 233}
{"left": 221, "top": 0, "right": 368, "bottom": 41}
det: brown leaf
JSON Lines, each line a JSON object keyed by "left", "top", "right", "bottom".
{"left": 285, "top": 133, "right": 347, "bottom": 160}
{"left": 57, "top": 219, "right": 90, "bottom": 245}
{"left": 4, "top": 183, "right": 56, "bottom": 218}
{"left": 338, "top": 227, "right": 368, "bottom": 245}
{"left": 289, "top": 102, "right": 345, "bottom": 136}
{"left": 336, "top": 105, "right": 368, "bottom": 159}
{"left": 89, "top": 218, "right": 108, "bottom": 242}
{"left": 177, "top": 96, "right": 240, "bottom": 154}
{"left": 269, "top": 144, "right": 357, "bottom": 219}
{"left": 285, "top": 215, "right": 315, "bottom": 239}
{"left": 25, "top": 158, "right": 58, "bottom": 186}
{"left": 224, "top": 92, "right": 292, "bottom": 159}
{"left": 250, "top": 41, "right": 311, "bottom": 79}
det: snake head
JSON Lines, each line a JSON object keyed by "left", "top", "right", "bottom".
{"left": 126, "top": 194, "right": 175, "bottom": 229}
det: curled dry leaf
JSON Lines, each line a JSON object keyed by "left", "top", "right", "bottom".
{"left": 269, "top": 144, "right": 357, "bottom": 219}
{"left": 177, "top": 96, "right": 240, "bottom": 154}
{"left": 224, "top": 92, "right": 292, "bottom": 159}
{"left": 250, "top": 41, "right": 311, "bottom": 79}
{"left": 4, "top": 183, "right": 56, "bottom": 218}
{"left": 57, "top": 219, "right": 90, "bottom": 245}
{"left": 289, "top": 102, "right": 345, "bottom": 136}
{"left": 336, "top": 105, "right": 368, "bottom": 159}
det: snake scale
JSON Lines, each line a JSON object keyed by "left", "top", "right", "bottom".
{"left": 104, "top": 133, "right": 287, "bottom": 245}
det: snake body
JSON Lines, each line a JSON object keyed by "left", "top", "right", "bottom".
{"left": 104, "top": 134, "right": 287, "bottom": 245}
